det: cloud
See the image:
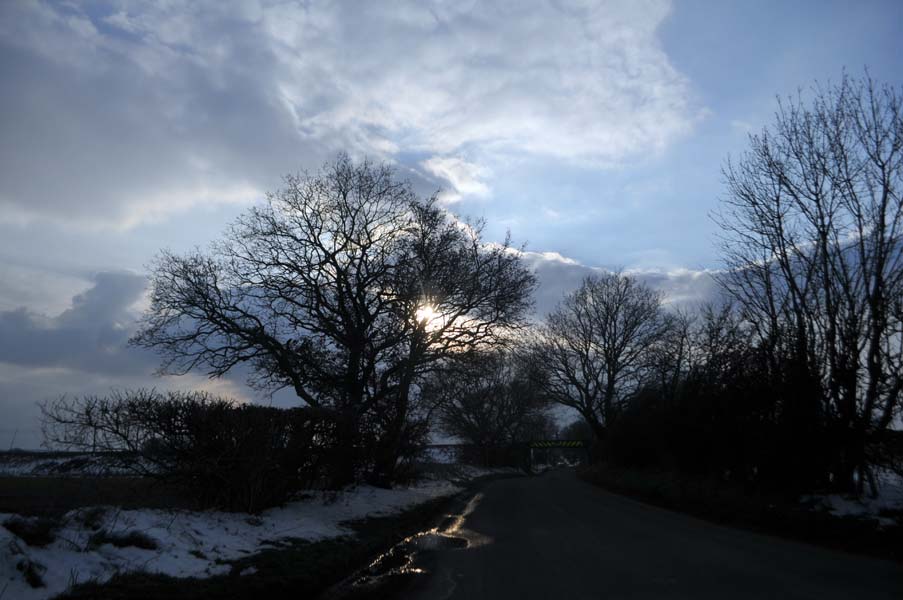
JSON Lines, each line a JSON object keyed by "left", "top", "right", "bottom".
{"left": 0, "top": 363, "right": 254, "bottom": 450}
{"left": 0, "top": 270, "right": 261, "bottom": 449}
{"left": 422, "top": 156, "right": 491, "bottom": 204}
{"left": 0, "top": 272, "right": 150, "bottom": 374}
{"left": 0, "top": 0, "right": 699, "bottom": 228}
{"left": 0, "top": 262, "right": 93, "bottom": 314}
{"left": 730, "top": 119, "right": 754, "bottom": 134}
{"left": 515, "top": 249, "right": 722, "bottom": 317}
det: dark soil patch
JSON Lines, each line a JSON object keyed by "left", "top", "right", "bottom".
{"left": 3, "top": 515, "right": 60, "bottom": 547}
{"left": 89, "top": 530, "right": 159, "bottom": 551}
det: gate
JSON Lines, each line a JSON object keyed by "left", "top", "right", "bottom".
{"left": 527, "top": 439, "right": 590, "bottom": 472}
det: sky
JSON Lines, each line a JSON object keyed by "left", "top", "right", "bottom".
{"left": 1, "top": 0, "right": 902, "bottom": 448}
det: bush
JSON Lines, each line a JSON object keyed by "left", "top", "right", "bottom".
{"left": 3, "top": 515, "right": 60, "bottom": 547}
{"left": 603, "top": 347, "right": 839, "bottom": 495}
{"left": 41, "top": 389, "right": 344, "bottom": 511}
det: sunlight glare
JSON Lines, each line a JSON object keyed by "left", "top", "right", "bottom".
{"left": 415, "top": 305, "right": 436, "bottom": 324}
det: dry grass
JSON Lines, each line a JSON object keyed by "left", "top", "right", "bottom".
{"left": 2, "top": 515, "right": 60, "bottom": 547}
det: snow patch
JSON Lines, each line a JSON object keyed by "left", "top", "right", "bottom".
{"left": 0, "top": 478, "right": 467, "bottom": 600}
{"left": 801, "top": 470, "right": 903, "bottom": 526}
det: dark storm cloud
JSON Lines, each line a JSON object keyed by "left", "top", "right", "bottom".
{"left": 0, "top": 271, "right": 152, "bottom": 375}
{"left": 0, "top": 271, "right": 256, "bottom": 448}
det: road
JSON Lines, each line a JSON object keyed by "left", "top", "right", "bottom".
{"left": 396, "top": 469, "right": 903, "bottom": 599}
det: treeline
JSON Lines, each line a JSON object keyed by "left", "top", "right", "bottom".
{"left": 41, "top": 72, "right": 902, "bottom": 509}
{"left": 534, "top": 74, "right": 903, "bottom": 496}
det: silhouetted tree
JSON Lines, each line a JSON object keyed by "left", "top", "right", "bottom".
{"left": 132, "top": 154, "right": 536, "bottom": 485}
{"left": 559, "top": 418, "right": 594, "bottom": 441}
{"left": 716, "top": 73, "right": 903, "bottom": 493}
{"left": 427, "top": 350, "right": 551, "bottom": 450}
{"left": 531, "top": 272, "right": 670, "bottom": 440}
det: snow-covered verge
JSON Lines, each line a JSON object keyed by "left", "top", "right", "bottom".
{"left": 801, "top": 470, "right": 903, "bottom": 527}
{"left": 0, "top": 465, "right": 516, "bottom": 600}
{"left": 0, "top": 453, "right": 140, "bottom": 478}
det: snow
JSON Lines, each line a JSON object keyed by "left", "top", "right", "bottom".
{"left": 0, "top": 466, "right": 513, "bottom": 600}
{"left": 801, "top": 470, "right": 903, "bottom": 527}
{"left": 0, "top": 453, "right": 140, "bottom": 478}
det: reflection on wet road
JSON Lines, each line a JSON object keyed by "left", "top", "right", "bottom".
{"left": 361, "top": 469, "right": 902, "bottom": 600}
{"left": 322, "top": 492, "right": 489, "bottom": 598}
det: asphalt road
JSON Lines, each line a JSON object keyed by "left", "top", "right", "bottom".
{"left": 398, "top": 469, "right": 903, "bottom": 600}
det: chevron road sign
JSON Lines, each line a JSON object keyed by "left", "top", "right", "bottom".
{"left": 528, "top": 440, "right": 587, "bottom": 449}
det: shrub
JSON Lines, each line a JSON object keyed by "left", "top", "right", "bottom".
{"left": 41, "top": 389, "right": 344, "bottom": 511}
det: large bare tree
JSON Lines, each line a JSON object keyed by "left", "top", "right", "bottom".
{"left": 131, "top": 154, "right": 536, "bottom": 484}
{"left": 716, "top": 73, "right": 903, "bottom": 493}
{"left": 531, "top": 272, "right": 670, "bottom": 439}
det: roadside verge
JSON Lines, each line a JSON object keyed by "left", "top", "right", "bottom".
{"left": 579, "top": 464, "right": 903, "bottom": 563}
{"left": 43, "top": 470, "right": 519, "bottom": 600}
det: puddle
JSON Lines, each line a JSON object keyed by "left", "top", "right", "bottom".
{"left": 321, "top": 493, "right": 487, "bottom": 599}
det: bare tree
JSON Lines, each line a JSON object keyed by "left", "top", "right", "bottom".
{"left": 531, "top": 272, "right": 670, "bottom": 439}
{"left": 131, "top": 154, "right": 536, "bottom": 484}
{"left": 716, "top": 73, "right": 903, "bottom": 493}
{"left": 427, "top": 350, "right": 551, "bottom": 448}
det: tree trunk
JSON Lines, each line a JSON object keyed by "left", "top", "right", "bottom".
{"left": 330, "top": 411, "right": 361, "bottom": 488}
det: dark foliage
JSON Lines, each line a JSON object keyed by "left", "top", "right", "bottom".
{"left": 603, "top": 301, "right": 900, "bottom": 495}
{"left": 41, "top": 389, "right": 343, "bottom": 511}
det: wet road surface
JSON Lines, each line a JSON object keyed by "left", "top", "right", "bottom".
{"left": 389, "top": 469, "right": 903, "bottom": 599}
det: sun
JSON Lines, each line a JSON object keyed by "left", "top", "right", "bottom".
{"left": 415, "top": 305, "right": 436, "bottom": 325}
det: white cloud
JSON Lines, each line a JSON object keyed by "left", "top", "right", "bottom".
{"left": 509, "top": 247, "right": 721, "bottom": 316}
{"left": 0, "top": 0, "right": 700, "bottom": 228}
{"left": 730, "top": 119, "right": 755, "bottom": 134}
{"left": 422, "top": 156, "right": 491, "bottom": 204}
